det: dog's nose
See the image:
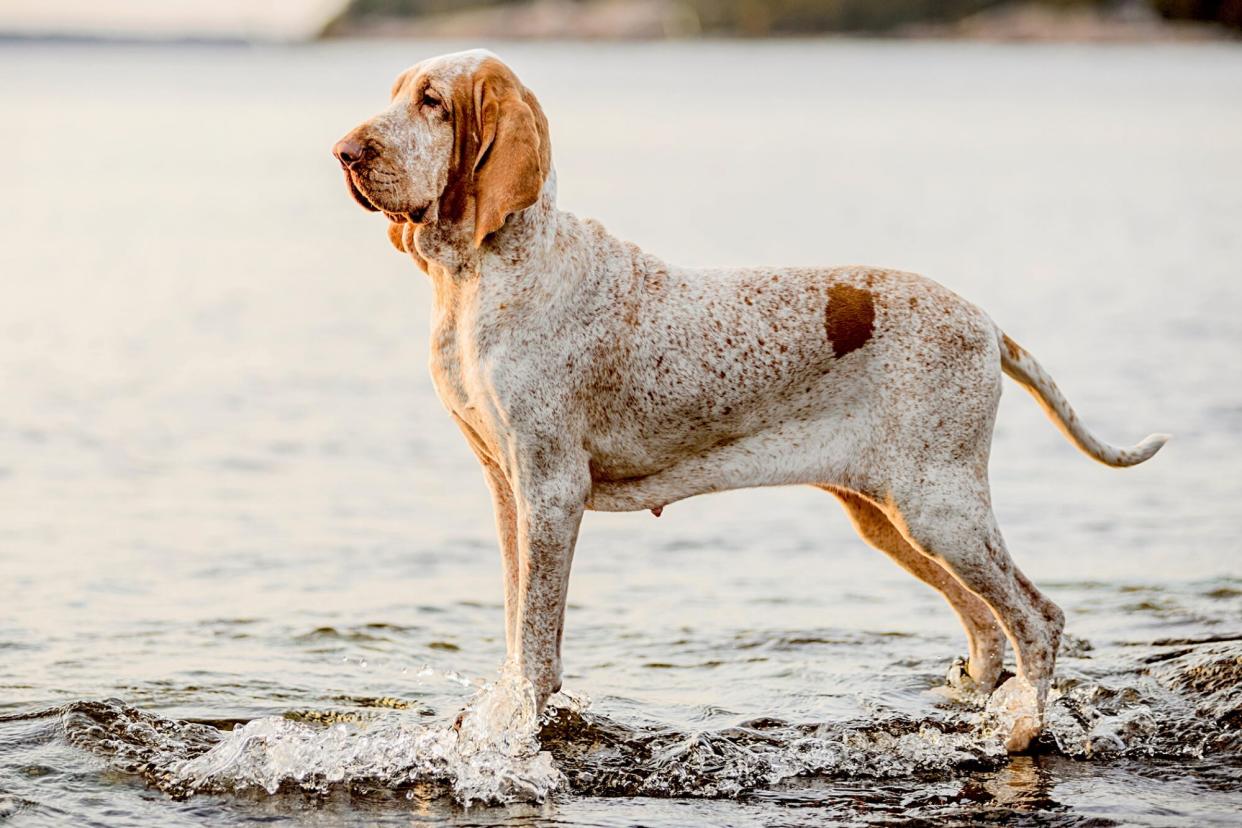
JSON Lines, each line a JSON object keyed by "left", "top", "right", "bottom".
{"left": 333, "top": 138, "right": 365, "bottom": 169}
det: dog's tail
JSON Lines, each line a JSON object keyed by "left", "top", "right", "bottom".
{"left": 998, "top": 330, "right": 1168, "bottom": 468}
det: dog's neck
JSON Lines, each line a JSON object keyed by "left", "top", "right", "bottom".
{"left": 414, "top": 169, "right": 563, "bottom": 288}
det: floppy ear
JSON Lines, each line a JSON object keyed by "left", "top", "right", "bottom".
{"left": 390, "top": 66, "right": 417, "bottom": 100}
{"left": 470, "top": 70, "right": 547, "bottom": 248}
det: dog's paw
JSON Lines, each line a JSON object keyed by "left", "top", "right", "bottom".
{"left": 944, "top": 657, "right": 1012, "bottom": 699}
{"left": 1002, "top": 715, "right": 1041, "bottom": 753}
{"left": 934, "top": 656, "right": 988, "bottom": 706}
{"left": 945, "top": 656, "right": 977, "bottom": 691}
{"left": 985, "top": 675, "right": 1041, "bottom": 753}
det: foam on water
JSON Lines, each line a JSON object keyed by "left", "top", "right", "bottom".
{"left": 166, "top": 663, "right": 562, "bottom": 805}
{"left": 47, "top": 640, "right": 1241, "bottom": 807}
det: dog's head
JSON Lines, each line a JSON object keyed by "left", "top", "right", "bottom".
{"left": 332, "top": 50, "right": 550, "bottom": 250}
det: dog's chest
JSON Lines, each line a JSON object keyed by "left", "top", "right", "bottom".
{"left": 428, "top": 302, "right": 491, "bottom": 443}
{"left": 426, "top": 279, "right": 556, "bottom": 460}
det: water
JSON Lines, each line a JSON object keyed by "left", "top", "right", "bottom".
{"left": 2, "top": 38, "right": 1241, "bottom": 826}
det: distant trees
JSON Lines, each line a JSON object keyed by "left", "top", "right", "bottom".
{"left": 1151, "top": 0, "right": 1242, "bottom": 27}
{"left": 678, "top": 0, "right": 999, "bottom": 35}
{"left": 335, "top": 0, "right": 1242, "bottom": 33}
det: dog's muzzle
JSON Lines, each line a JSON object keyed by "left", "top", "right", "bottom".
{"left": 342, "top": 169, "right": 380, "bottom": 213}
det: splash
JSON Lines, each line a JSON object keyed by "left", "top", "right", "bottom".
{"left": 169, "top": 663, "right": 560, "bottom": 805}
{"left": 544, "top": 704, "right": 1004, "bottom": 798}
{"left": 53, "top": 640, "right": 1242, "bottom": 805}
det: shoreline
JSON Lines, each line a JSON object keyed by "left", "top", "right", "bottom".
{"left": 323, "top": 0, "right": 1232, "bottom": 43}
{"left": 2, "top": 0, "right": 1233, "bottom": 45}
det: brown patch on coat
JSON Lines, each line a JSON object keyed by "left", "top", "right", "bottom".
{"left": 824, "top": 284, "right": 876, "bottom": 358}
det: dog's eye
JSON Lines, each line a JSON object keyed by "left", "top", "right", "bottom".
{"left": 421, "top": 91, "right": 441, "bottom": 109}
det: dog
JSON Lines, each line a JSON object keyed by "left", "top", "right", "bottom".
{"left": 332, "top": 49, "right": 1166, "bottom": 752}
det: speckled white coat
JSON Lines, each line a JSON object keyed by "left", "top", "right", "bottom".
{"left": 333, "top": 50, "right": 1167, "bottom": 753}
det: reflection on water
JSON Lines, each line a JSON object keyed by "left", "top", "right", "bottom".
{"left": 3, "top": 38, "right": 1242, "bottom": 826}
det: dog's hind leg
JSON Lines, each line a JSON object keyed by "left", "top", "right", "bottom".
{"left": 888, "top": 472, "right": 1064, "bottom": 752}
{"left": 827, "top": 487, "right": 1007, "bottom": 691}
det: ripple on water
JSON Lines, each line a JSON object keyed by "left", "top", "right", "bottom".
{"left": 32, "top": 640, "right": 1239, "bottom": 810}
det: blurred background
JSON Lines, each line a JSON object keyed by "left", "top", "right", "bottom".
{"left": 1, "top": 0, "right": 1240, "bottom": 41}
{"left": 3, "top": 2, "right": 1241, "bottom": 826}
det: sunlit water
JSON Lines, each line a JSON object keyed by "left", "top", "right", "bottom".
{"left": 2, "top": 39, "right": 1241, "bottom": 826}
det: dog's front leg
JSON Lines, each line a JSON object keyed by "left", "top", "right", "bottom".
{"left": 451, "top": 415, "right": 523, "bottom": 655}
{"left": 509, "top": 453, "right": 589, "bottom": 709}
{"left": 478, "top": 458, "right": 520, "bottom": 655}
